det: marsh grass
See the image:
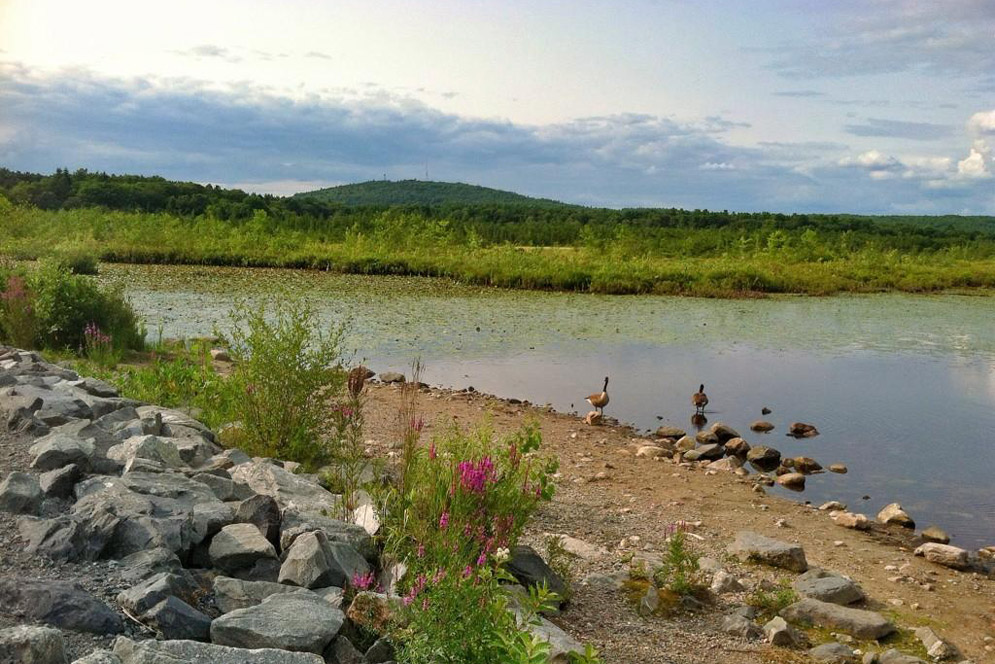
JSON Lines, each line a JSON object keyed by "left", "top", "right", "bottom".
{"left": 5, "top": 207, "right": 995, "bottom": 297}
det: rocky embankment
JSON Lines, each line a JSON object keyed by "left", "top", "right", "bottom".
{"left": 0, "top": 346, "right": 425, "bottom": 663}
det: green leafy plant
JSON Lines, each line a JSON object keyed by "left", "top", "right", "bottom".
{"left": 651, "top": 524, "right": 704, "bottom": 597}
{"left": 746, "top": 581, "right": 798, "bottom": 620}
{"left": 218, "top": 297, "right": 345, "bottom": 468}
{"left": 0, "top": 274, "right": 39, "bottom": 348}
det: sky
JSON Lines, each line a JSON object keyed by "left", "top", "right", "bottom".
{"left": 0, "top": 0, "right": 993, "bottom": 213}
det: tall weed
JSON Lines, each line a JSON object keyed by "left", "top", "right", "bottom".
{"left": 219, "top": 298, "right": 345, "bottom": 468}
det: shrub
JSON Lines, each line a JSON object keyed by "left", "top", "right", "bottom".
{"left": 218, "top": 297, "right": 345, "bottom": 469}
{"left": 651, "top": 524, "right": 705, "bottom": 597}
{"left": 0, "top": 261, "right": 143, "bottom": 352}
{"left": 0, "top": 274, "right": 39, "bottom": 348}
{"left": 55, "top": 248, "right": 100, "bottom": 275}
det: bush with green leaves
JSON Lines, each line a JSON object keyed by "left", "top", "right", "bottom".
{"left": 651, "top": 524, "right": 705, "bottom": 597}
{"left": 0, "top": 260, "right": 143, "bottom": 352}
{"left": 218, "top": 298, "right": 345, "bottom": 469}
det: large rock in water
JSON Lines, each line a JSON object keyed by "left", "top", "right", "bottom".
{"left": 877, "top": 503, "right": 915, "bottom": 529}
{"left": 746, "top": 446, "right": 781, "bottom": 471}
{"left": 210, "top": 593, "right": 345, "bottom": 654}
{"left": 781, "top": 598, "right": 895, "bottom": 640}
{"left": 0, "top": 577, "right": 124, "bottom": 634}
{"left": 0, "top": 625, "right": 68, "bottom": 664}
{"left": 230, "top": 459, "right": 341, "bottom": 515}
{"left": 22, "top": 472, "right": 233, "bottom": 561}
{"left": 112, "top": 636, "right": 324, "bottom": 663}
{"left": 727, "top": 531, "right": 808, "bottom": 572}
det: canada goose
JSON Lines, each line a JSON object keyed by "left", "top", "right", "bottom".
{"left": 692, "top": 384, "right": 708, "bottom": 414}
{"left": 586, "top": 377, "right": 609, "bottom": 415}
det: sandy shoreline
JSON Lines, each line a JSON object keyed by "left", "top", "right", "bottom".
{"left": 360, "top": 379, "right": 995, "bottom": 663}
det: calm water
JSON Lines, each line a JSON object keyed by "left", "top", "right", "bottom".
{"left": 101, "top": 264, "right": 995, "bottom": 548}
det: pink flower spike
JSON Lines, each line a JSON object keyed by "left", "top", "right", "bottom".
{"left": 439, "top": 511, "right": 449, "bottom": 529}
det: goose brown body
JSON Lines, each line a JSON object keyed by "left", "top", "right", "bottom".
{"left": 692, "top": 383, "right": 708, "bottom": 413}
{"left": 586, "top": 376, "right": 610, "bottom": 414}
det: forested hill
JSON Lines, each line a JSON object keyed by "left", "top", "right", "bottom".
{"left": 293, "top": 179, "right": 569, "bottom": 207}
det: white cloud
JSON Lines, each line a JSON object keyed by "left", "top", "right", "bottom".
{"left": 967, "top": 109, "right": 995, "bottom": 134}
{"left": 957, "top": 141, "right": 992, "bottom": 178}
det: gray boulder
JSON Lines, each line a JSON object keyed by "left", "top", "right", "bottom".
{"left": 209, "top": 523, "right": 279, "bottom": 575}
{"left": 39, "top": 464, "right": 80, "bottom": 498}
{"left": 210, "top": 592, "right": 345, "bottom": 654}
{"left": 107, "top": 435, "right": 185, "bottom": 469}
{"left": 793, "top": 569, "right": 865, "bottom": 605}
{"left": 72, "top": 651, "right": 123, "bottom": 663}
{"left": 112, "top": 636, "right": 324, "bottom": 663}
{"left": 230, "top": 460, "right": 340, "bottom": 515}
{"left": 279, "top": 531, "right": 337, "bottom": 589}
{"left": 365, "top": 637, "right": 396, "bottom": 663}
{"left": 781, "top": 598, "right": 895, "bottom": 640}
{"left": 29, "top": 433, "right": 95, "bottom": 471}
{"left": 506, "top": 545, "right": 569, "bottom": 603}
{"left": 143, "top": 596, "right": 212, "bottom": 641}
{"left": 913, "top": 542, "right": 970, "bottom": 571}
{"left": 0, "top": 625, "right": 68, "bottom": 664}
{"left": 809, "top": 642, "right": 857, "bottom": 662}
{"left": 234, "top": 494, "right": 281, "bottom": 546}
{"left": 0, "top": 576, "right": 124, "bottom": 634}
{"left": 878, "top": 649, "right": 928, "bottom": 664}
{"left": 0, "top": 471, "right": 42, "bottom": 514}
{"left": 117, "top": 572, "right": 196, "bottom": 616}
{"left": 727, "top": 531, "right": 807, "bottom": 572}
{"left": 763, "top": 616, "right": 804, "bottom": 647}
{"left": 324, "top": 636, "right": 365, "bottom": 664}
{"left": 721, "top": 613, "right": 762, "bottom": 640}
{"left": 280, "top": 509, "right": 377, "bottom": 564}
{"left": 213, "top": 576, "right": 310, "bottom": 613}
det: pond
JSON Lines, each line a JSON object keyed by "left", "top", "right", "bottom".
{"left": 100, "top": 264, "right": 995, "bottom": 548}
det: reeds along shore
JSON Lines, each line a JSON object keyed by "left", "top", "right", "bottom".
{"left": 4, "top": 206, "right": 995, "bottom": 297}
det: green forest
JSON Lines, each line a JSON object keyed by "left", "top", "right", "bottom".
{"left": 2, "top": 167, "right": 995, "bottom": 296}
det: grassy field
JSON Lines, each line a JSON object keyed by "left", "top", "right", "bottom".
{"left": 3, "top": 206, "right": 995, "bottom": 297}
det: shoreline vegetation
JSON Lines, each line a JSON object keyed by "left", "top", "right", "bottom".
{"left": 2, "top": 168, "right": 995, "bottom": 297}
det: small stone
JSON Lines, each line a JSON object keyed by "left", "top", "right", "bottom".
{"left": 750, "top": 420, "right": 775, "bottom": 433}
{"left": 920, "top": 526, "right": 950, "bottom": 545}
{"left": 638, "top": 584, "right": 659, "bottom": 616}
{"left": 820, "top": 501, "right": 847, "bottom": 511}
{"left": 777, "top": 472, "right": 806, "bottom": 490}
{"left": 829, "top": 464, "right": 848, "bottom": 474}
{"left": 833, "top": 512, "right": 871, "bottom": 530}
{"left": 721, "top": 613, "right": 763, "bottom": 640}
{"left": 710, "top": 570, "right": 745, "bottom": 594}
{"left": 764, "top": 616, "right": 803, "bottom": 647}
{"left": 809, "top": 642, "right": 856, "bottom": 663}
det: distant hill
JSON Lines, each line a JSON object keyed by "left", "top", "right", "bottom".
{"left": 293, "top": 179, "right": 571, "bottom": 207}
